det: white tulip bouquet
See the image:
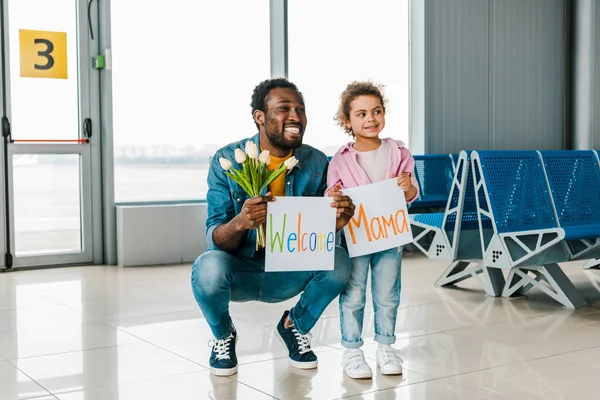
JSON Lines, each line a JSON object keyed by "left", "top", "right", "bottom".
{"left": 219, "top": 141, "right": 299, "bottom": 249}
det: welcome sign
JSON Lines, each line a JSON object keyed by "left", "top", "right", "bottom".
{"left": 343, "top": 179, "right": 414, "bottom": 258}
{"left": 265, "top": 197, "right": 337, "bottom": 272}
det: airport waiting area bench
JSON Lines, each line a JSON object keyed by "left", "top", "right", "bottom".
{"left": 410, "top": 154, "right": 456, "bottom": 210}
{"left": 410, "top": 149, "right": 600, "bottom": 309}
{"left": 471, "top": 149, "right": 600, "bottom": 309}
{"left": 582, "top": 150, "right": 600, "bottom": 270}
{"left": 410, "top": 151, "right": 505, "bottom": 297}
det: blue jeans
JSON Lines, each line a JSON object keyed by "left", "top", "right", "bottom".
{"left": 191, "top": 246, "right": 352, "bottom": 339}
{"left": 339, "top": 247, "right": 402, "bottom": 348}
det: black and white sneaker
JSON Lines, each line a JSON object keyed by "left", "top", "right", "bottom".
{"left": 277, "top": 310, "right": 318, "bottom": 369}
{"left": 208, "top": 328, "right": 238, "bottom": 376}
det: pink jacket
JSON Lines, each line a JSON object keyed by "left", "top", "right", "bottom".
{"left": 326, "top": 138, "right": 420, "bottom": 203}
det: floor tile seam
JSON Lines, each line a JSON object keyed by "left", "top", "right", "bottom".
{"left": 234, "top": 345, "right": 344, "bottom": 367}
{"left": 101, "top": 312, "right": 206, "bottom": 332}
{"left": 0, "top": 300, "right": 71, "bottom": 313}
{"left": 101, "top": 310, "right": 207, "bottom": 330}
{"left": 358, "top": 343, "right": 600, "bottom": 383}
{"left": 396, "top": 294, "right": 487, "bottom": 309}
{"left": 5, "top": 360, "right": 56, "bottom": 399}
{"left": 331, "top": 374, "right": 443, "bottom": 399}
{"left": 439, "top": 309, "right": 582, "bottom": 336}
{"left": 432, "top": 349, "right": 600, "bottom": 387}
{"left": 360, "top": 348, "right": 566, "bottom": 382}
{"left": 372, "top": 294, "right": 490, "bottom": 312}
{"left": 317, "top": 305, "right": 562, "bottom": 334}
{"left": 21, "top": 394, "right": 58, "bottom": 400}
{"left": 144, "top": 336, "right": 343, "bottom": 369}
{"left": 0, "top": 319, "right": 116, "bottom": 337}
{"left": 0, "top": 314, "right": 576, "bottom": 365}
{"left": 0, "top": 319, "right": 146, "bottom": 350}
{"left": 313, "top": 341, "right": 343, "bottom": 351}
{"left": 88, "top": 305, "right": 201, "bottom": 321}
{"left": 43, "top": 370, "right": 213, "bottom": 397}
{"left": 233, "top": 378, "right": 281, "bottom": 400}
{"left": 144, "top": 339, "right": 212, "bottom": 370}
{"left": 537, "top": 343, "right": 600, "bottom": 370}
{"left": 114, "top": 320, "right": 341, "bottom": 347}
{"left": 113, "top": 325, "right": 166, "bottom": 343}
{"left": 32, "top": 298, "right": 199, "bottom": 325}
{"left": 3, "top": 341, "right": 148, "bottom": 362}
{"left": 22, "top": 395, "right": 58, "bottom": 400}
{"left": 0, "top": 300, "right": 88, "bottom": 321}
{"left": 102, "top": 303, "right": 199, "bottom": 318}
{"left": 566, "top": 358, "right": 600, "bottom": 371}
{"left": 352, "top": 353, "right": 442, "bottom": 377}
{"left": 442, "top": 378, "right": 505, "bottom": 396}
{"left": 24, "top": 290, "right": 73, "bottom": 307}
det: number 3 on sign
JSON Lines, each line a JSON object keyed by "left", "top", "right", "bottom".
{"left": 19, "top": 29, "right": 68, "bottom": 79}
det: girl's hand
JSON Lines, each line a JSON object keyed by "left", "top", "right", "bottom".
{"left": 397, "top": 173, "right": 412, "bottom": 191}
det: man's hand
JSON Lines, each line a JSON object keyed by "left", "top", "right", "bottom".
{"left": 328, "top": 184, "right": 355, "bottom": 231}
{"left": 234, "top": 192, "right": 275, "bottom": 231}
{"left": 212, "top": 192, "right": 275, "bottom": 252}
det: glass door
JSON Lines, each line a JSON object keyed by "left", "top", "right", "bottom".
{"left": 1, "top": 0, "right": 98, "bottom": 268}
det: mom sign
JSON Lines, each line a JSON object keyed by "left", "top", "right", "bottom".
{"left": 342, "top": 178, "right": 414, "bottom": 258}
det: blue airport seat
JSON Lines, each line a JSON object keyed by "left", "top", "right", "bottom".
{"left": 411, "top": 154, "right": 454, "bottom": 209}
{"left": 472, "top": 150, "right": 587, "bottom": 309}
{"left": 410, "top": 151, "right": 503, "bottom": 296}
{"left": 450, "top": 153, "right": 460, "bottom": 171}
{"left": 411, "top": 212, "right": 444, "bottom": 228}
{"left": 585, "top": 150, "right": 600, "bottom": 269}
{"left": 540, "top": 150, "right": 600, "bottom": 261}
{"left": 475, "top": 151, "right": 557, "bottom": 235}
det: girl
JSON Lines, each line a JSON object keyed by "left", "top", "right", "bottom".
{"left": 327, "top": 81, "right": 419, "bottom": 379}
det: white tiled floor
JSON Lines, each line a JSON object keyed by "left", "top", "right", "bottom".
{"left": 1, "top": 254, "right": 600, "bottom": 399}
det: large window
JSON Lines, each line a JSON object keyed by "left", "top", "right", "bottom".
{"left": 111, "top": 0, "right": 409, "bottom": 202}
{"left": 111, "top": 1, "right": 270, "bottom": 202}
{"left": 288, "top": 0, "right": 410, "bottom": 155}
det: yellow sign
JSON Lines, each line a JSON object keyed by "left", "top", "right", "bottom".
{"left": 19, "top": 29, "right": 68, "bottom": 79}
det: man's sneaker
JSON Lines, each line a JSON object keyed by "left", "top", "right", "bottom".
{"left": 376, "top": 345, "right": 403, "bottom": 375}
{"left": 277, "top": 310, "right": 318, "bottom": 369}
{"left": 208, "top": 328, "right": 238, "bottom": 376}
{"left": 342, "top": 348, "right": 373, "bottom": 379}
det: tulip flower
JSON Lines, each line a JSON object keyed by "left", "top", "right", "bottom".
{"left": 245, "top": 141, "right": 258, "bottom": 159}
{"left": 219, "top": 157, "right": 232, "bottom": 171}
{"left": 219, "top": 145, "right": 299, "bottom": 251}
{"left": 234, "top": 148, "right": 246, "bottom": 164}
{"left": 258, "top": 150, "right": 271, "bottom": 165}
{"left": 284, "top": 156, "right": 299, "bottom": 170}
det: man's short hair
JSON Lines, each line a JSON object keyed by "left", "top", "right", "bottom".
{"left": 251, "top": 78, "right": 304, "bottom": 130}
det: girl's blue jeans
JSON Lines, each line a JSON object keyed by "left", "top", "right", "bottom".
{"left": 339, "top": 247, "right": 402, "bottom": 348}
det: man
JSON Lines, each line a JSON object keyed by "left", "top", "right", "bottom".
{"left": 191, "top": 78, "right": 355, "bottom": 376}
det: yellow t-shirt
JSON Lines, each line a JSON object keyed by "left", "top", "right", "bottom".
{"left": 267, "top": 150, "right": 293, "bottom": 196}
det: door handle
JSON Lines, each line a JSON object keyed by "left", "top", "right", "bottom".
{"left": 83, "top": 118, "right": 92, "bottom": 140}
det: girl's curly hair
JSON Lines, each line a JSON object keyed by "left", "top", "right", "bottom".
{"left": 334, "top": 81, "right": 387, "bottom": 138}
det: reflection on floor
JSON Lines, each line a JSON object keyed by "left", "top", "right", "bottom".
{"left": 2, "top": 253, "right": 600, "bottom": 399}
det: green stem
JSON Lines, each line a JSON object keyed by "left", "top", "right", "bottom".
{"left": 256, "top": 224, "right": 265, "bottom": 250}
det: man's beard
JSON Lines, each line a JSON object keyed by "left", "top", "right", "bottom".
{"left": 265, "top": 121, "right": 303, "bottom": 150}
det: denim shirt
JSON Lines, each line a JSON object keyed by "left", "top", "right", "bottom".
{"left": 205, "top": 133, "right": 329, "bottom": 258}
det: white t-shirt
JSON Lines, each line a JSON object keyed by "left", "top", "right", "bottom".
{"left": 355, "top": 140, "right": 389, "bottom": 183}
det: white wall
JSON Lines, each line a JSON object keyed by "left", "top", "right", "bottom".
{"left": 116, "top": 204, "right": 207, "bottom": 267}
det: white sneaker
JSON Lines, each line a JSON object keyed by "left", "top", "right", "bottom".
{"left": 376, "top": 345, "right": 403, "bottom": 375}
{"left": 342, "top": 349, "right": 373, "bottom": 379}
